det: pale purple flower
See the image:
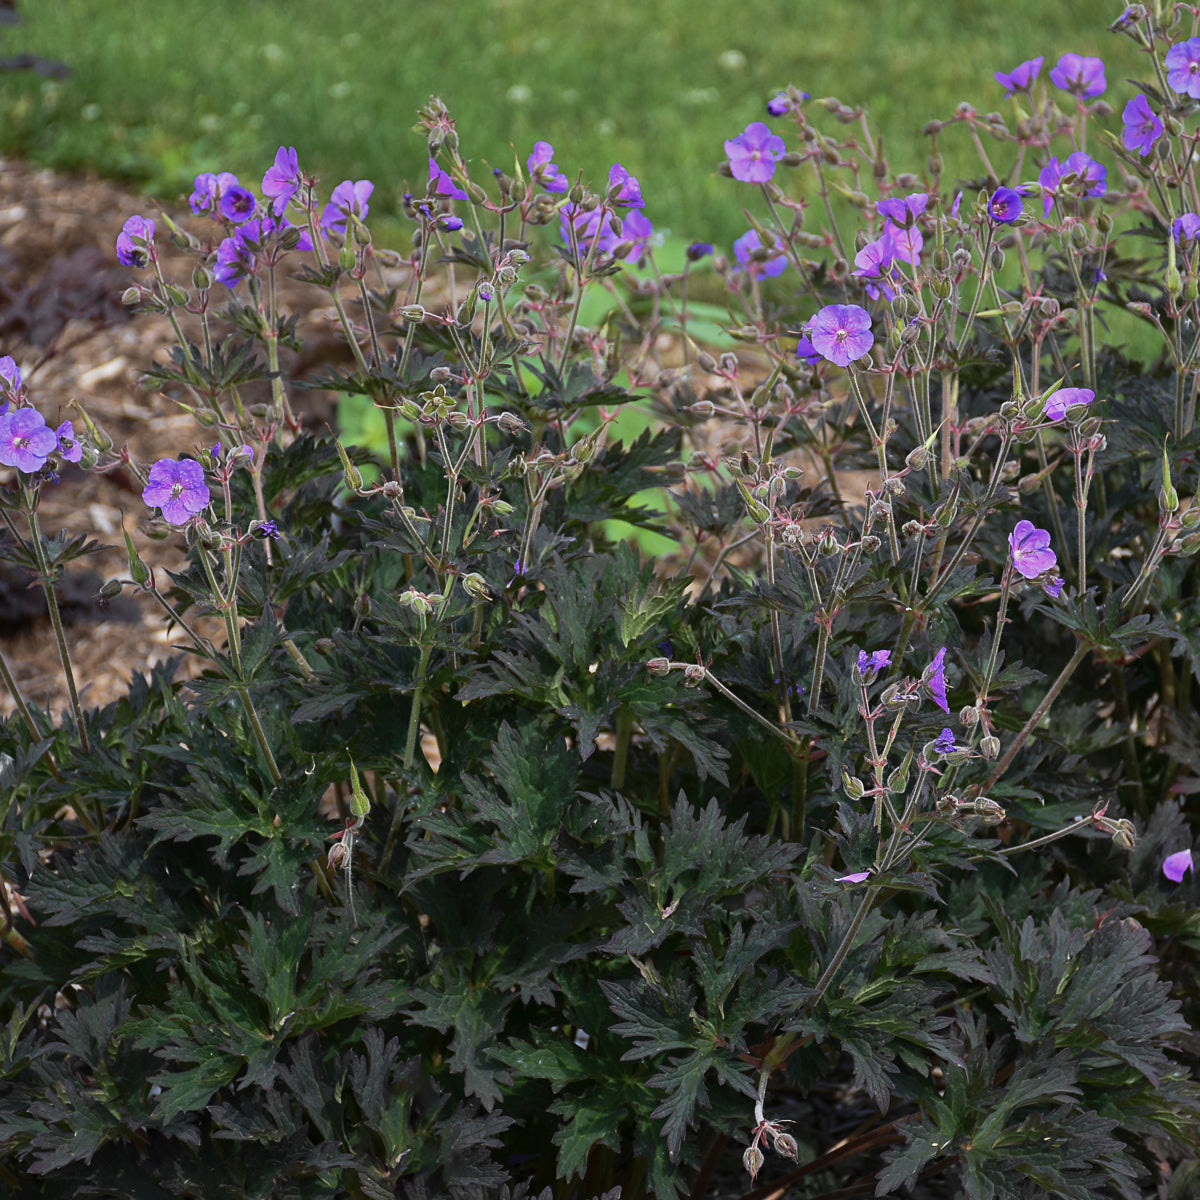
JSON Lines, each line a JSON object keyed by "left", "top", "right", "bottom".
{"left": 933, "top": 728, "right": 958, "bottom": 755}
{"left": 560, "top": 203, "right": 621, "bottom": 258}
{"left": 732, "top": 229, "right": 787, "bottom": 279}
{"left": 607, "top": 162, "right": 644, "bottom": 208}
{"left": 1043, "top": 575, "right": 1064, "bottom": 598}
{"left": 1122, "top": 95, "right": 1162, "bottom": 156}
{"left": 142, "top": 457, "right": 211, "bottom": 525}
{"left": 925, "top": 647, "right": 950, "bottom": 714}
{"left": 0, "top": 355, "right": 21, "bottom": 396}
{"left": 766, "top": 93, "right": 790, "bottom": 116}
{"left": 724, "top": 121, "right": 786, "bottom": 183}
{"left": 856, "top": 648, "right": 891, "bottom": 677}
{"left": 1163, "top": 848, "right": 1195, "bottom": 882}
{"left": 808, "top": 304, "right": 874, "bottom": 367}
{"left": 189, "top": 171, "right": 239, "bottom": 217}
{"left": 1044, "top": 387, "right": 1094, "bottom": 421}
{"left": 0, "top": 408, "right": 57, "bottom": 472}
{"left": 950, "top": 191, "right": 963, "bottom": 220}
{"left": 618, "top": 210, "right": 654, "bottom": 263}
{"left": 527, "top": 141, "right": 568, "bottom": 193}
{"left": 1174, "top": 213, "right": 1200, "bottom": 243}
{"left": 1010, "top": 520, "right": 1057, "bottom": 579}
{"left": 1049, "top": 53, "right": 1106, "bottom": 98}
{"left": 885, "top": 223, "right": 923, "bottom": 266}
{"left": 1166, "top": 38, "right": 1200, "bottom": 100}
{"left": 428, "top": 158, "right": 467, "bottom": 200}
{"left": 853, "top": 232, "right": 898, "bottom": 302}
{"left": 116, "top": 215, "right": 155, "bottom": 268}
{"left": 995, "top": 56, "right": 1043, "bottom": 95}
{"left": 262, "top": 146, "right": 301, "bottom": 215}
{"left": 55, "top": 420, "right": 82, "bottom": 463}
{"left": 988, "top": 187, "right": 1024, "bottom": 224}
{"left": 877, "top": 192, "right": 927, "bottom": 228}
{"left": 1038, "top": 152, "right": 1106, "bottom": 215}
{"left": 836, "top": 870, "right": 871, "bottom": 883}
{"left": 213, "top": 230, "right": 258, "bottom": 288}
{"left": 219, "top": 185, "right": 257, "bottom": 224}
{"left": 322, "top": 179, "right": 374, "bottom": 237}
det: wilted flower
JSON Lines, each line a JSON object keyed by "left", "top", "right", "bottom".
{"left": 856, "top": 648, "right": 891, "bottom": 677}
{"left": 766, "top": 92, "right": 790, "bottom": 116}
{"left": 1122, "top": 95, "right": 1162, "bottom": 156}
{"left": 0, "top": 354, "right": 22, "bottom": 398}
{"left": 1049, "top": 52, "right": 1106, "bottom": 97}
{"left": 995, "top": 55, "right": 1043, "bottom": 95}
{"left": 925, "top": 647, "right": 950, "bottom": 714}
{"left": 1043, "top": 575, "right": 1065, "bottom": 598}
{"left": 933, "top": 728, "right": 958, "bottom": 755}
{"left": 724, "top": 121, "right": 786, "bottom": 183}
{"left": 1009, "top": 519, "right": 1057, "bottom": 578}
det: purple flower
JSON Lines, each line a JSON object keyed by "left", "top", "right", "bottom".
{"left": 439, "top": 214, "right": 464, "bottom": 231}
{"left": 856, "top": 648, "right": 891, "bottom": 677}
{"left": 618, "top": 210, "right": 654, "bottom": 262}
{"left": 55, "top": 420, "right": 82, "bottom": 463}
{"left": 262, "top": 146, "right": 301, "bottom": 215}
{"left": 1122, "top": 94, "right": 1162, "bottom": 156}
{"left": 885, "top": 223, "right": 923, "bottom": 266}
{"left": 877, "top": 192, "right": 927, "bottom": 228}
{"left": 1044, "top": 386, "right": 1094, "bottom": 421}
{"left": 950, "top": 191, "right": 963, "bottom": 220}
{"left": 724, "top": 121, "right": 786, "bottom": 183}
{"left": 1174, "top": 213, "right": 1200, "bottom": 243}
{"left": 808, "top": 303, "right": 874, "bottom": 368}
{"left": 766, "top": 93, "right": 790, "bottom": 116}
{"left": 988, "top": 187, "right": 1024, "bottom": 224}
{"left": 853, "top": 233, "right": 900, "bottom": 301}
{"left": 1166, "top": 38, "right": 1200, "bottom": 99}
{"left": 219, "top": 185, "right": 257, "bottom": 224}
{"left": 933, "top": 728, "right": 958, "bottom": 755}
{"left": 0, "top": 408, "right": 57, "bottom": 472}
{"left": 1038, "top": 152, "right": 1106, "bottom": 215}
{"left": 256, "top": 519, "right": 280, "bottom": 539}
{"left": 142, "top": 457, "right": 211, "bottom": 525}
{"left": 189, "top": 171, "right": 239, "bottom": 217}
{"left": 1009, "top": 519, "right": 1057, "bottom": 579}
{"left": 1163, "top": 848, "right": 1195, "bottom": 882}
{"left": 213, "top": 230, "right": 258, "bottom": 288}
{"left": 836, "top": 870, "right": 871, "bottom": 883}
{"left": 796, "top": 334, "right": 822, "bottom": 366}
{"left": 322, "top": 179, "right": 374, "bottom": 237}
{"left": 732, "top": 229, "right": 787, "bottom": 279}
{"left": 560, "top": 203, "right": 621, "bottom": 257}
{"left": 686, "top": 241, "right": 713, "bottom": 262}
{"left": 1043, "top": 575, "right": 1064, "bottom": 598}
{"left": 116, "top": 215, "right": 155, "bottom": 268}
{"left": 1049, "top": 53, "right": 1106, "bottom": 98}
{"left": 607, "top": 162, "right": 644, "bottom": 208}
{"left": 995, "top": 55, "right": 1043, "bottom": 95}
{"left": 925, "top": 647, "right": 950, "bottom": 714}
{"left": 0, "top": 355, "right": 21, "bottom": 397}
{"left": 527, "top": 141, "right": 569, "bottom": 193}
{"left": 428, "top": 158, "right": 467, "bottom": 200}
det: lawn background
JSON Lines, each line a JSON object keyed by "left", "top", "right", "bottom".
{"left": 0, "top": 0, "right": 1143, "bottom": 250}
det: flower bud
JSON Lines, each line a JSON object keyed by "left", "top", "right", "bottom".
{"left": 98, "top": 577, "right": 124, "bottom": 600}
{"left": 687, "top": 400, "right": 716, "bottom": 418}
{"left": 1109, "top": 818, "right": 1136, "bottom": 851}
{"left": 121, "top": 285, "right": 142, "bottom": 307}
{"left": 192, "top": 264, "right": 212, "bottom": 291}
{"left": 123, "top": 528, "right": 151, "bottom": 587}
{"left": 980, "top": 735, "right": 1001, "bottom": 760}
{"left": 842, "top": 772, "right": 865, "bottom": 800}
{"left": 348, "top": 756, "right": 371, "bottom": 818}
{"left": 400, "top": 304, "right": 426, "bottom": 322}
{"left": 646, "top": 657, "right": 671, "bottom": 676}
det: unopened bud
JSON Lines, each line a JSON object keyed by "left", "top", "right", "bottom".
{"left": 98, "top": 578, "right": 124, "bottom": 600}
{"left": 348, "top": 756, "right": 371, "bottom": 818}
{"left": 980, "top": 735, "right": 1001, "bottom": 760}
{"left": 646, "top": 657, "right": 671, "bottom": 676}
{"left": 1109, "top": 818, "right": 1136, "bottom": 850}
{"left": 400, "top": 304, "right": 426, "bottom": 322}
{"left": 842, "top": 772, "right": 865, "bottom": 800}
{"left": 192, "top": 264, "right": 212, "bottom": 291}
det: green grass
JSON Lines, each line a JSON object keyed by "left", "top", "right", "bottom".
{"left": 0, "top": 0, "right": 1143, "bottom": 248}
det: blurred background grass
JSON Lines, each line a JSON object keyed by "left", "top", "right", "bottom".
{"left": 0, "top": 0, "right": 1143, "bottom": 249}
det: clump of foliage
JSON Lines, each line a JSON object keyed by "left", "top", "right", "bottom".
{"left": 1, "top": 8, "right": 1200, "bottom": 1199}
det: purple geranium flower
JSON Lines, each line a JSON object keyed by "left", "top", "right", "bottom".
{"left": 988, "top": 187, "right": 1024, "bottom": 224}
{"left": 732, "top": 229, "right": 787, "bottom": 279}
{"left": 55, "top": 420, "right": 82, "bottom": 464}
{"left": 428, "top": 158, "right": 467, "bottom": 200}
{"left": 724, "top": 121, "right": 786, "bottom": 184}
{"left": 853, "top": 231, "right": 898, "bottom": 302}
{"left": 0, "top": 355, "right": 21, "bottom": 397}
{"left": 1174, "top": 213, "right": 1200, "bottom": 243}
{"left": 618, "top": 210, "right": 654, "bottom": 263}
{"left": 219, "top": 185, "right": 257, "bottom": 224}
{"left": 766, "top": 93, "right": 790, "bottom": 116}
{"left": 262, "top": 146, "right": 301, "bottom": 215}
{"left": 808, "top": 303, "right": 874, "bottom": 367}
{"left": 836, "top": 870, "right": 871, "bottom": 883}
{"left": 1038, "top": 152, "right": 1106, "bottom": 215}
{"left": 950, "top": 191, "right": 963, "bottom": 220}
{"left": 933, "top": 728, "right": 958, "bottom": 755}
{"left": 322, "top": 179, "right": 374, "bottom": 237}
{"left": 189, "top": 171, "right": 240, "bottom": 217}
{"left": 607, "top": 162, "right": 644, "bottom": 208}
{"left": 1009, "top": 519, "right": 1057, "bottom": 579}
{"left": 1163, "top": 848, "right": 1195, "bottom": 882}
{"left": 1049, "top": 52, "right": 1106, "bottom": 98}
{"left": 256, "top": 519, "right": 280, "bottom": 539}
{"left": 213, "top": 230, "right": 258, "bottom": 288}
{"left": 925, "top": 647, "right": 950, "bottom": 714}
{"left": 0, "top": 408, "right": 57, "bottom": 472}
{"left": 439, "top": 214, "right": 464, "bottom": 231}
{"left": 142, "top": 457, "right": 211, "bottom": 525}
{"left": 1166, "top": 38, "right": 1200, "bottom": 99}
{"left": 885, "top": 223, "right": 923, "bottom": 266}
{"left": 116, "top": 215, "right": 156, "bottom": 268}
{"left": 877, "top": 192, "right": 927, "bottom": 228}
{"left": 856, "top": 648, "right": 891, "bottom": 677}
{"left": 686, "top": 241, "right": 713, "bottom": 262}
{"left": 1122, "top": 95, "right": 1162, "bottom": 156}
{"left": 1044, "top": 387, "right": 1094, "bottom": 420}
{"left": 527, "top": 141, "right": 569, "bottom": 193}
{"left": 560, "top": 203, "right": 621, "bottom": 258}
{"left": 796, "top": 334, "right": 822, "bottom": 366}
{"left": 995, "top": 55, "right": 1043, "bottom": 95}
{"left": 1043, "top": 575, "right": 1064, "bottom": 598}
